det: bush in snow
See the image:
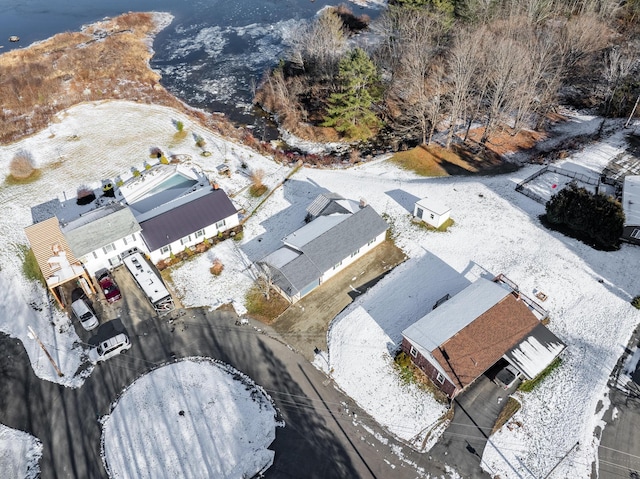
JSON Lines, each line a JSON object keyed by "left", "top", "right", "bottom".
{"left": 9, "top": 149, "right": 38, "bottom": 180}
{"left": 544, "top": 183, "right": 624, "bottom": 250}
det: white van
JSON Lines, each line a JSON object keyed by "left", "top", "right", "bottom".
{"left": 90, "top": 333, "right": 131, "bottom": 362}
{"left": 71, "top": 298, "right": 99, "bottom": 331}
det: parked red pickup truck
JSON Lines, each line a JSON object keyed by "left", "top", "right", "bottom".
{"left": 96, "top": 268, "right": 122, "bottom": 303}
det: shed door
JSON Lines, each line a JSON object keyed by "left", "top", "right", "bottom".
{"left": 416, "top": 207, "right": 424, "bottom": 219}
{"left": 300, "top": 279, "right": 320, "bottom": 298}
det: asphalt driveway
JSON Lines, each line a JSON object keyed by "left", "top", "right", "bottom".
{"left": 270, "top": 240, "right": 406, "bottom": 361}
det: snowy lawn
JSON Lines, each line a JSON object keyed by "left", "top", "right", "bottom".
{"left": 0, "top": 425, "right": 42, "bottom": 479}
{"left": 0, "top": 100, "right": 285, "bottom": 388}
{"left": 2, "top": 100, "right": 639, "bottom": 478}
{"left": 101, "top": 358, "right": 282, "bottom": 479}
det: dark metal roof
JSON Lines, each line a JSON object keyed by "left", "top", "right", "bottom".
{"left": 503, "top": 322, "right": 566, "bottom": 380}
{"left": 139, "top": 188, "right": 237, "bottom": 251}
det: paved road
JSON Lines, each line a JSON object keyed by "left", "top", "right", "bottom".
{"left": 598, "top": 334, "right": 640, "bottom": 479}
{"left": 0, "top": 261, "right": 513, "bottom": 478}
{"left": 0, "top": 305, "right": 460, "bottom": 479}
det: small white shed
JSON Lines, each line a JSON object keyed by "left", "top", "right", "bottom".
{"left": 414, "top": 197, "right": 451, "bottom": 228}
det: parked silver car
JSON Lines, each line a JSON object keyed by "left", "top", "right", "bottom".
{"left": 71, "top": 298, "right": 99, "bottom": 331}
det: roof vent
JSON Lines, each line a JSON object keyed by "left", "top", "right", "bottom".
{"left": 359, "top": 198, "right": 367, "bottom": 209}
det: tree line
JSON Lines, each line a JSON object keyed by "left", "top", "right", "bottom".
{"left": 254, "top": 0, "right": 640, "bottom": 149}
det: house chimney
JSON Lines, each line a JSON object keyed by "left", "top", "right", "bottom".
{"left": 359, "top": 197, "right": 367, "bottom": 209}
{"left": 212, "top": 182, "right": 219, "bottom": 190}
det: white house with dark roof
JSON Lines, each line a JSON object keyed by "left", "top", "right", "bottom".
{"left": 259, "top": 194, "right": 388, "bottom": 303}
{"left": 25, "top": 161, "right": 239, "bottom": 282}
{"left": 138, "top": 186, "right": 239, "bottom": 263}
{"left": 621, "top": 175, "right": 640, "bottom": 245}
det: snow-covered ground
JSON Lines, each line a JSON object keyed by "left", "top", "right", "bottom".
{"left": 0, "top": 424, "right": 42, "bottom": 479}
{"left": 101, "top": 358, "right": 281, "bottom": 479}
{"left": 2, "top": 100, "right": 639, "bottom": 478}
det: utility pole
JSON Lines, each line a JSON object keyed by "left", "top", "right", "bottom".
{"left": 625, "top": 94, "right": 640, "bottom": 128}
{"left": 28, "top": 326, "right": 64, "bottom": 377}
{"left": 543, "top": 441, "right": 579, "bottom": 479}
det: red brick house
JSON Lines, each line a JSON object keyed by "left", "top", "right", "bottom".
{"left": 401, "top": 277, "right": 565, "bottom": 398}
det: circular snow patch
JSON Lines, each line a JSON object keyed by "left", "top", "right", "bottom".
{"left": 101, "top": 358, "right": 279, "bottom": 479}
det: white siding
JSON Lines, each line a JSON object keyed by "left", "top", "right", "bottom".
{"left": 148, "top": 212, "right": 240, "bottom": 264}
{"left": 320, "top": 231, "right": 386, "bottom": 283}
{"left": 81, "top": 233, "right": 148, "bottom": 276}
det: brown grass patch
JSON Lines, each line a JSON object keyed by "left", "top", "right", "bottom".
{"left": 0, "top": 12, "right": 248, "bottom": 148}
{"left": 492, "top": 396, "right": 521, "bottom": 435}
{"left": 391, "top": 143, "right": 516, "bottom": 177}
{"left": 463, "top": 127, "right": 547, "bottom": 156}
{"left": 245, "top": 285, "right": 290, "bottom": 323}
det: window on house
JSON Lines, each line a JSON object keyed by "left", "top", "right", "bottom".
{"left": 333, "top": 260, "right": 342, "bottom": 270}
{"left": 160, "top": 245, "right": 171, "bottom": 255}
{"left": 367, "top": 238, "right": 375, "bottom": 247}
{"left": 215, "top": 219, "right": 226, "bottom": 229}
{"left": 631, "top": 229, "right": 640, "bottom": 239}
{"left": 436, "top": 372, "right": 445, "bottom": 384}
{"left": 351, "top": 248, "right": 360, "bottom": 258}
{"left": 102, "top": 243, "right": 116, "bottom": 255}
{"left": 180, "top": 235, "right": 192, "bottom": 246}
{"left": 409, "top": 346, "right": 418, "bottom": 358}
{"left": 122, "top": 233, "right": 136, "bottom": 246}
{"left": 92, "top": 251, "right": 98, "bottom": 260}
{"left": 195, "top": 229, "right": 205, "bottom": 238}
{"left": 108, "top": 256, "right": 121, "bottom": 267}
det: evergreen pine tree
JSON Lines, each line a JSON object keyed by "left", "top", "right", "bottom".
{"left": 322, "top": 48, "right": 382, "bottom": 140}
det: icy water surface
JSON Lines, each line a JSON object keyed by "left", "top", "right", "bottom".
{"left": 0, "top": 0, "right": 382, "bottom": 135}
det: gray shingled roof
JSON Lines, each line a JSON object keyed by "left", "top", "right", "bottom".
{"left": 623, "top": 175, "right": 640, "bottom": 227}
{"left": 261, "top": 205, "right": 388, "bottom": 296}
{"left": 139, "top": 187, "right": 237, "bottom": 251}
{"left": 300, "top": 205, "right": 388, "bottom": 273}
{"left": 262, "top": 251, "right": 322, "bottom": 296}
{"left": 62, "top": 204, "right": 141, "bottom": 257}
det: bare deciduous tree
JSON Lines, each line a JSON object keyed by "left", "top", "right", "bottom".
{"left": 286, "top": 10, "right": 347, "bottom": 79}
{"left": 253, "top": 262, "right": 274, "bottom": 301}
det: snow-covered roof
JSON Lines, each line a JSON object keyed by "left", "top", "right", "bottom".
{"left": 118, "top": 163, "right": 204, "bottom": 204}
{"left": 623, "top": 175, "right": 640, "bottom": 226}
{"left": 306, "top": 192, "right": 344, "bottom": 217}
{"left": 402, "top": 278, "right": 511, "bottom": 352}
{"left": 61, "top": 204, "right": 140, "bottom": 257}
{"left": 504, "top": 323, "right": 566, "bottom": 380}
{"left": 283, "top": 214, "right": 350, "bottom": 250}
{"left": 305, "top": 192, "right": 361, "bottom": 219}
{"left": 415, "top": 197, "right": 450, "bottom": 216}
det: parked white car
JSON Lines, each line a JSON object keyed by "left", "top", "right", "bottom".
{"left": 71, "top": 298, "right": 99, "bottom": 331}
{"left": 90, "top": 333, "right": 131, "bottom": 362}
